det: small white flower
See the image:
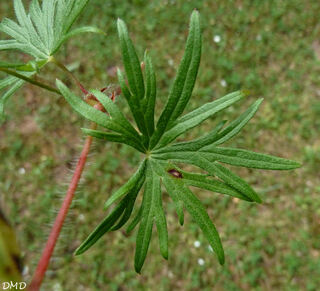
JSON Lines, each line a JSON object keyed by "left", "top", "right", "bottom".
{"left": 213, "top": 35, "right": 221, "bottom": 43}
{"left": 256, "top": 34, "right": 262, "bottom": 41}
{"left": 168, "top": 271, "right": 174, "bottom": 278}
{"left": 198, "top": 258, "right": 205, "bottom": 266}
{"left": 22, "top": 265, "right": 29, "bottom": 276}
{"left": 78, "top": 214, "right": 85, "bottom": 222}
{"left": 53, "top": 283, "right": 62, "bottom": 291}
{"left": 18, "top": 167, "right": 26, "bottom": 175}
{"left": 168, "top": 59, "right": 174, "bottom": 66}
{"left": 220, "top": 79, "right": 227, "bottom": 87}
{"left": 194, "top": 240, "right": 201, "bottom": 248}
{"left": 208, "top": 245, "right": 213, "bottom": 252}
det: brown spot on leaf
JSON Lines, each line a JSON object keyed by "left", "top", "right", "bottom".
{"left": 168, "top": 169, "right": 183, "bottom": 178}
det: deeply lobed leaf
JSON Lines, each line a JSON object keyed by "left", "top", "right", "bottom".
{"left": 72, "top": 11, "right": 301, "bottom": 273}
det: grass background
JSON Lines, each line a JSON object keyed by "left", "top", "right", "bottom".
{"left": 0, "top": 0, "right": 320, "bottom": 290}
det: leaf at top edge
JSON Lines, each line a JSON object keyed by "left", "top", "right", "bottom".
{"left": 143, "top": 51, "right": 157, "bottom": 137}
{"left": 150, "top": 10, "right": 201, "bottom": 148}
{"left": 1, "top": 0, "right": 98, "bottom": 59}
{"left": 117, "top": 18, "right": 145, "bottom": 101}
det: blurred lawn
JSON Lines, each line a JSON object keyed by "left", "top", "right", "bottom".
{"left": 0, "top": 0, "right": 320, "bottom": 290}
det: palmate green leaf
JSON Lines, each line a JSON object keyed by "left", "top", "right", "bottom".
{"left": 0, "top": 0, "right": 102, "bottom": 117}
{"left": 0, "top": 0, "right": 98, "bottom": 60}
{"left": 150, "top": 10, "right": 201, "bottom": 148}
{"left": 75, "top": 11, "right": 301, "bottom": 272}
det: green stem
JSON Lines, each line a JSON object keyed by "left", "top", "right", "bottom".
{"left": 50, "top": 57, "right": 88, "bottom": 95}
{"left": 0, "top": 67, "right": 60, "bottom": 95}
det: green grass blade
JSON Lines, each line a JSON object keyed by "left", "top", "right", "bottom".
{"left": 200, "top": 147, "right": 301, "bottom": 170}
{"left": 156, "top": 91, "right": 245, "bottom": 148}
{"left": 104, "top": 160, "right": 147, "bottom": 209}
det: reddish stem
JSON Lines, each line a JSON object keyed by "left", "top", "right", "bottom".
{"left": 28, "top": 126, "right": 95, "bottom": 291}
